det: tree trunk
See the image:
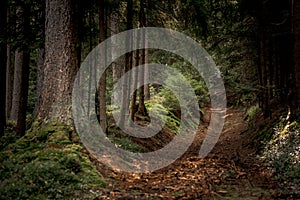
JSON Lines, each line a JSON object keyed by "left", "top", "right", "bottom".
{"left": 137, "top": 46, "right": 147, "bottom": 117}
{"left": 260, "top": 32, "right": 270, "bottom": 118}
{"left": 129, "top": 50, "right": 139, "bottom": 123}
{"left": 33, "top": 48, "right": 45, "bottom": 117}
{"left": 11, "top": 49, "right": 23, "bottom": 120}
{"left": 6, "top": 8, "right": 13, "bottom": 119}
{"left": 111, "top": 11, "right": 122, "bottom": 103}
{"left": 259, "top": 1, "right": 270, "bottom": 118}
{"left": 293, "top": 0, "right": 300, "bottom": 113}
{"left": 119, "top": 0, "right": 133, "bottom": 128}
{"left": 98, "top": 0, "right": 107, "bottom": 133}
{"left": 0, "top": 0, "right": 7, "bottom": 136}
{"left": 143, "top": 0, "right": 150, "bottom": 101}
{"left": 10, "top": 3, "right": 30, "bottom": 136}
{"left": 136, "top": 0, "right": 148, "bottom": 117}
{"left": 5, "top": 44, "right": 12, "bottom": 118}
{"left": 16, "top": 50, "right": 30, "bottom": 136}
{"left": 144, "top": 48, "right": 150, "bottom": 101}
{"left": 37, "top": 0, "right": 77, "bottom": 125}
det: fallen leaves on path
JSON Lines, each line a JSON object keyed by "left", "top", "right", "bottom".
{"left": 94, "top": 108, "right": 280, "bottom": 199}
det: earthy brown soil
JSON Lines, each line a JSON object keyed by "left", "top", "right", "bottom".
{"left": 94, "top": 107, "right": 286, "bottom": 199}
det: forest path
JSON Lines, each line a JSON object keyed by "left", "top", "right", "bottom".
{"left": 96, "top": 107, "right": 280, "bottom": 199}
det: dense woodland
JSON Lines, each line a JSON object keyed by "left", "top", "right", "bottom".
{"left": 0, "top": 0, "right": 300, "bottom": 199}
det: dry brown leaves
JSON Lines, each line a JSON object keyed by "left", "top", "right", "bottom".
{"left": 94, "top": 108, "right": 280, "bottom": 199}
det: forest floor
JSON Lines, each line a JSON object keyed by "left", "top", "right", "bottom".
{"left": 93, "top": 107, "right": 287, "bottom": 199}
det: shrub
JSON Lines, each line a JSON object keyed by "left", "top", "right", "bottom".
{"left": 260, "top": 118, "right": 300, "bottom": 196}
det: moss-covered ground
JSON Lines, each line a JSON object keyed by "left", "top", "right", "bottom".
{"left": 0, "top": 122, "right": 105, "bottom": 200}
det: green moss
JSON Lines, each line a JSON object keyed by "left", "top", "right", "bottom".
{"left": 0, "top": 122, "right": 106, "bottom": 200}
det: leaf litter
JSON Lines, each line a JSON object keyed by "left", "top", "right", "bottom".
{"left": 94, "top": 108, "right": 283, "bottom": 199}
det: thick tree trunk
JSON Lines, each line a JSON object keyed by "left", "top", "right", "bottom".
{"left": 0, "top": 0, "right": 7, "bottom": 136}
{"left": 37, "top": 0, "right": 77, "bottom": 125}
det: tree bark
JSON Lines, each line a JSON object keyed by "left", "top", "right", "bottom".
{"left": 293, "top": 0, "right": 300, "bottom": 112}
{"left": 143, "top": 0, "right": 150, "bottom": 101}
{"left": 260, "top": 32, "right": 270, "bottom": 118}
{"left": 258, "top": 1, "right": 270, "bottom": 118}
{"left": 16, "top": 50, "right": 30, "bottom": 136}
{"left": 144, "top": 48, "right": 150, "bottom": 101}
{"left": 111, "top": 11, "right": 122, "bottom": 103}
{"left": 0, "top": 0, "right": 7, "bottom": 136}
{"left": 5, "top": 44, "right": 12, "bottom": 118}
{"left": 10, "top": 3, "right": 30, "bottom": 136}
{"left": 98, "top": 0, "right": 107, "bottom": 133}
{"left": 37, "top": 0, "right": 77, "bottom": 125}
{"left": 136, "top": 0, "right": 148, "bottom": 117}
{"left": 6, "top": 8, "right": 13, "bottom": 119}
{"left": 11, "top": 50, "right": 23, "bottom": 120}
{"left": 119, "top": 0, "right": 133, "bottom": 128}
{"left": 33, "top": 48, "right": 45, "bottom": 117}
{"left": 129, "top": 50, "right": 139, "bottom": 123}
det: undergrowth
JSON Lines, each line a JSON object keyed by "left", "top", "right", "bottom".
{"left": 107, "top": 127, "right": 144, "bottom": 153}
{"left": 0, "top": 122, "right": 106, "bottom": 200}
{"left": 257, "top": 113, "right": 300, "bottom": 197}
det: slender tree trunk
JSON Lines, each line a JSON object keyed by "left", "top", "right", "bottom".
{"left": 5, "top": 44, "right": 12, "bottom": 118}
{"left": 129, "top": 50, "right": 139, "bottom": 123}
{"left": 33, "top": 48, "right": 45, "bottom": 117}
{"left": 269, "top": 38, "right": 274, "bottom": 99}
{"left": 6, "top": 7, "right": 13, "bottom": 119}
{"left": 16, "top": 50, "right": 30, "bottom": 136}
{"left": 144, "top": 48, "right": 150, "bottom": 101}
{"left": 119, "top": 0, "right": 133, "bottom": 128}
{"left": 11, "top": 50, "right": 23, "bottom": 120}
{"left": 143, "top": 0, "right": 150, "bottom": 101}
{"left": 274, "top": 37, "right": 280, "bottom": 97}
{"left": 111, "top": 11, "right": 122, "bottom": 103}
{"left": 98, "top": 0, "right": 107, "bottom": 133}
{"left": 259, "top": 2, "right": 270, "bottom": 118}
{"left": 293, "top": 0, "right": 300, "bottom": 113}
{"left": 10, "top": 3, "right": 30, "bottom": 136}
{"left": 279, "top": 38, "right": 287, "bottom": 103}
{"left": 87, "top": 10, "right": 94, "bottom": 117}
{"left": 37, "top": 0, "right": 78, "bottom": 125}
{"left": 260, "top": 32, "right": 270, "bottom": 118}
{"left": 137, "top": 45, "right": 147, "bottom": 116}
{"left": 137, "top": 0, "right": 148, "bottom": 117}
{"left": 0, "top": 0, "right": 7, "bottom": 136}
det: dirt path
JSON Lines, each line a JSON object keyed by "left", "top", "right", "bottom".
{"left": 95, "top": 107, "right": 280, "bottom": 199}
